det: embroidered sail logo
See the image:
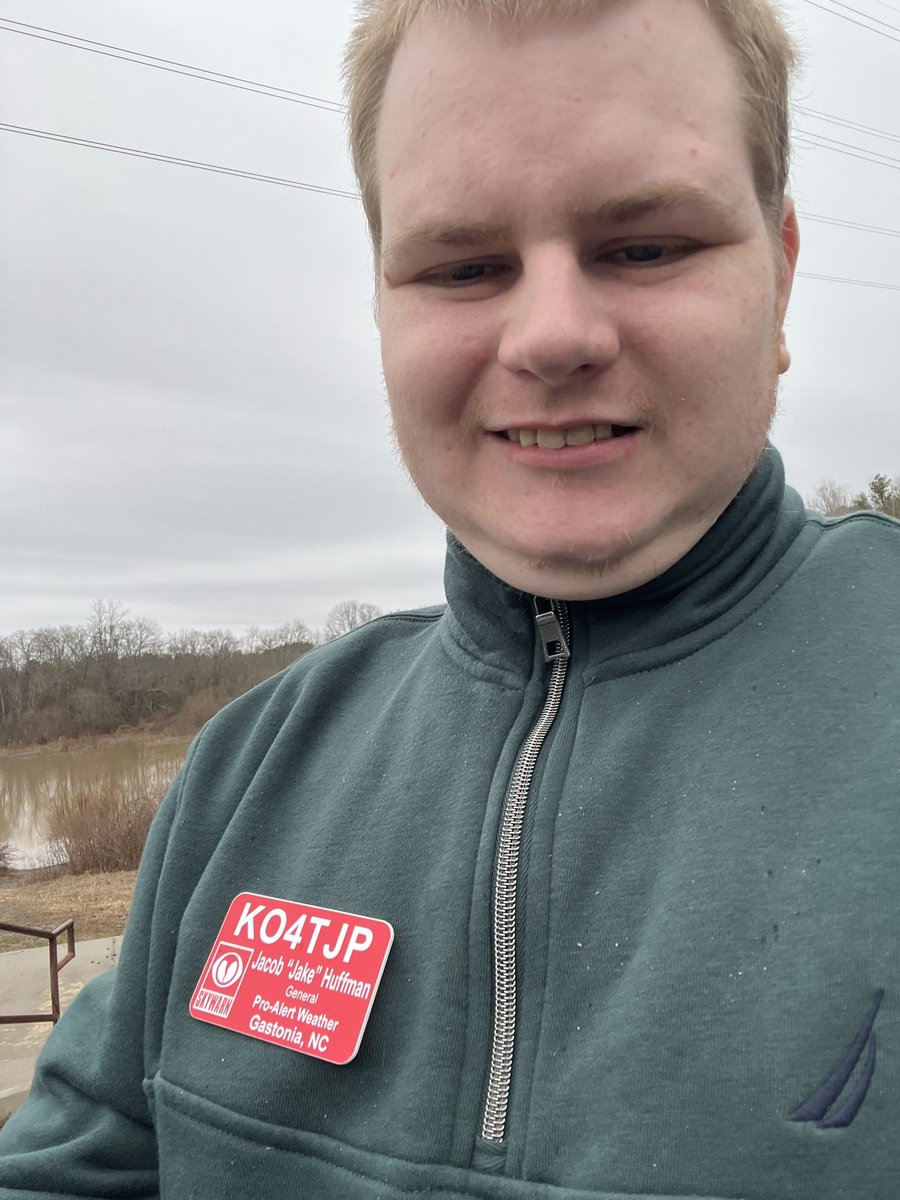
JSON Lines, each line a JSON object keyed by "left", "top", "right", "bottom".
{"left": 788, "top": 989, "right": 885, "bottom": 1129}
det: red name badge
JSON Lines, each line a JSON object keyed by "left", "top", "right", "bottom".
{"left": 189, "top": 892, "right": 394, "bottom": 1065}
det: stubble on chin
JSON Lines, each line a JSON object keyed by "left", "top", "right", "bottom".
{"left": 523, "top": 535, "right": 636, "bottom": 581}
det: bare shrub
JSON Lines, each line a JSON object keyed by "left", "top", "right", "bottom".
{"left": 170, "top": 686, "right": 232, "bottom": 735}
{"left": 68, "top": 687, "right": 119, "bottom": 736}
{"left": 0, "top": 840, "right": 12, "bottom": 875}
{"left": 11, "top": 706, "right": 68, "bottom": 748}
{"left": 46, "top": 772, "right": 168, "bottom": 874}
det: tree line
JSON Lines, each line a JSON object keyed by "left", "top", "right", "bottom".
{"left": 806, "top": 472, "right": 900, "bottom": 519}
{"left": 0, "top": 599, "right": 381, "bottom": 749}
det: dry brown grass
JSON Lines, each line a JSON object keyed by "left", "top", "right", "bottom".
{"left": 0, "top": 869, "right": 138, "bottom": 951}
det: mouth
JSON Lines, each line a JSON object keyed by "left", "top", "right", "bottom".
{"left": 500, "top": 423, "right": 639, "bottom": 449}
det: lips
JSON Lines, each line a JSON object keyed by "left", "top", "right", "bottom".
{"left": 503, "top": 423, "right": 637, "bottom": 448}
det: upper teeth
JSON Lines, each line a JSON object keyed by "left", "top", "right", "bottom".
{"left": 506, "top": 424, "right": 614, "bottom": 448}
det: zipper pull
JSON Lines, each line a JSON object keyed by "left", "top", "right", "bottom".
{"left": 532, "top": 599, "right": 570, "bottom": 663}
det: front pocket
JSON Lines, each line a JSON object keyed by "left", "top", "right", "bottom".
{"left": 149, "top": 1073, "right": 737, "bottom": 1200}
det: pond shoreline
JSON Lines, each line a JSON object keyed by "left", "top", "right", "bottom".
{"left": 0, "top": 734, "right": 191, "bottom": 869}
{"left": 0, "top": 728, "right": 196, "bottom": 760}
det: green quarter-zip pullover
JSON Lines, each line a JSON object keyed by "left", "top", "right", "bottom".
{"left": 1, "top": 447, "right": 898, "bottom": 1199}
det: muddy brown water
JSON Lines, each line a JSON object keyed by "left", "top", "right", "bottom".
{"left": 0, "top": 736, "right": 192, "bottom": 868}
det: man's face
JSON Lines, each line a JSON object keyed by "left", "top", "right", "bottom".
{"left": 376, "top": 0, "right": 799, "bottom": 598}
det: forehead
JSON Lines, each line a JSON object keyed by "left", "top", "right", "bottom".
{"left": 375, "top": 0, "right": 755, "bottom": 240}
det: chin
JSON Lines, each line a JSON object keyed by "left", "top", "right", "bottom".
{"left": 461, "top": 536, "right": 640, "bottom": 600}
{"left": 460, "top": 503, "right": 723, "bottom": 599}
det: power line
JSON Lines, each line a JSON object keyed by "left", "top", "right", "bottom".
{"left": 867, "top": 0, "right": 900, "bottom": 18}
{"left": 802, "top": 0, "right": 900, "bottom": 42}
{"left": 802, "top": 212, "right": 900, "bottom": 238}
{"left": 797, "top": 271, "right": 900, "bottom": 292}
{"left": 817, "top": 0, "right": 900, "bottom": 35}
{"left": 6, "top": 15, "right": 898, "bottom": 172}
{"left": 796, "top": 105, "right": 900, "bottom": 147}
{"left": 0, "top": 17, "right": 346, "bottom": 112}
{"left": 0, "top": 123, "right": 360, "bottom": 198}
{"left": 797, "top": 127, "right": 900, "bottom": 163}
{"left": 795, "top": 131, "right": 900, "bottom": 172}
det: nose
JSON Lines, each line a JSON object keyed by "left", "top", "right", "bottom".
{"left": 497, "top": 249, "right": 620, "bottom": 387}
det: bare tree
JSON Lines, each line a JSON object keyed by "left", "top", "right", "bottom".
{"left": 0, "top": 636, "right": 15, "bottom": 721}
{"left": 244, "top": 620, "right": 313, "bottom": 654}
{"left": 273, "top": 619, "right": 315, "bottom": 648}
{"left": 88, "top": 600, "right": 129, "bottom": 663}
{"left": 122, "top": 616, "right": 163, "bottom": 658}
{"left": 806, "top": 479, "right": 855, "bottom": 517}
{"left": 323, "top": 601, "right": 382, "bottom": 642}
{"left": 166, "top": 629, "right": 206, "bottom": 658}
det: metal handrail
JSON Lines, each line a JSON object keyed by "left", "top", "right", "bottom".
{"left": 0, "top": 919, "right": 76, "bottom": 1025}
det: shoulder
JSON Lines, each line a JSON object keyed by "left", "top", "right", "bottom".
{"left": 804, "top": 508, "right": 900, "bottom": 566}
{"left": 787, "top": 508, "right": 900, "bottom": 627}
{"left": 175, "top": 606, "right": 446, "bottom": 800}
{"left": 212, "top": 603, "right": 444, "bottom": 722}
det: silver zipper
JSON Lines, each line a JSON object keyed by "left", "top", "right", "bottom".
{"left": 480, "top": 598, "right": 571, "bottom": 1144}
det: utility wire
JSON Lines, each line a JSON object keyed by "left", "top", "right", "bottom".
{"left": 802, "top": 212, "right": 900, "bottom": 238}
{"left": 815, "top": 0, "right": 900, "bottom": 35}
{"left": 797, "top": 271, "right": 900, "bottom": 291}
{"left": 0, "top": 17, "right": 346, "bottom": 112}
{"left": 795, "top": 105, "right": 900, "bottom": 147}
{"left": 0, "top": 123, "right": 360, "bottom": 198}
{"left": 5, "top": 13, "right": 896, "bottom": 161}
{"left": 795, "top": 136, "right": 897, "bottom": 170}
{"left": 801, "top": 130, "right": 900, "bottom": 170}
{"left": 797, "top": 127, "right": 900, "bottom": 163}
{"left": 802, "top": 0, "right": 900, "bottom": 42}
{"left": 867, "top": 0, "right": 900, "bottom": 18}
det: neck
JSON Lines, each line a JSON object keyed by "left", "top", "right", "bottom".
{"left": 476, "top": 503, "right": 736, "bottom": 601}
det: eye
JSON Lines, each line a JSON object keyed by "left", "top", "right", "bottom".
{"left": 447, "top": 263, "right": 492, "bottom": 283}
{"left": 420, "top": 260, "right": 510, "bottom": 288}
{"left": 605, "top": 241, "right": 694, "bottom": 267}
{"left": 620, "top": 244, "right": 667, "bottom": 263}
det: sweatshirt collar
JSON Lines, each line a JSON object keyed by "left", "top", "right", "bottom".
{"left": 442, "top": 444, "right": 809, "bottom": 678}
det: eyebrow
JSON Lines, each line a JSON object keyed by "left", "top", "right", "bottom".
{"left": 382, "top": 221, "right": 514, "bottom": 264}
{"left": 582, "top": 182, "right": 738, "bottom": 225}
{"left": 381, "top": 182, "right": 737, "bottom": 263}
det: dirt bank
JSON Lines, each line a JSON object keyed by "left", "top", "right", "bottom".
{"left": 0, "top": 728, "right": 192, "bottom": 759}
{"left": 0, "top": 869, "right": 137, "bottom": 951}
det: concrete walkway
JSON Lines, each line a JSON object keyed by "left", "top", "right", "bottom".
{"left": 0, "top": 936, "right": 121, "bottom": 1121}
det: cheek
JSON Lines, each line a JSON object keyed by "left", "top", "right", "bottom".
{"left": 634, "top": 284, "right": 778, "bottom": 394}
{"left": 382, "top": 309, "right": 489, "bottom": 427}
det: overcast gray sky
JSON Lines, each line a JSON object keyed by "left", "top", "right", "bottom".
{"left": 1, "top": 0, "right": 898, "bottom": 637}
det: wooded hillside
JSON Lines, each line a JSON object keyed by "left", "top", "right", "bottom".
{"left": 0, "top": 599, "right": 380, "bottom": 748}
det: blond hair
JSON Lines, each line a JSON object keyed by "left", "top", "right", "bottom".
{"left": 344, "top": 0, "right": 798, "bottom": 250}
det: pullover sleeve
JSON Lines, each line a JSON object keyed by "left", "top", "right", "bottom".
{"left": 0, "top": 764, "right": 185, "bottom": 1198}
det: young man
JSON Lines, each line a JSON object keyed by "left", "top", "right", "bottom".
{"left": 2, "top": 1, "right": 897, "bottom": 1196}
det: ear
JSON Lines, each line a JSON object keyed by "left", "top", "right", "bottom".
{"left": 776, "top": 196, "right": 800, "bottom": 375}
